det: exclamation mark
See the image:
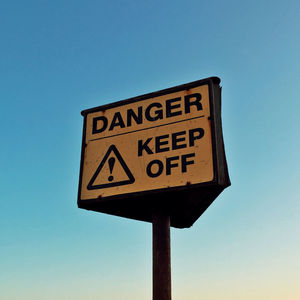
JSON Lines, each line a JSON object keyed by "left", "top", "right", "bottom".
{"left": 108, "top": 157, "right": 115, "bottom": 182}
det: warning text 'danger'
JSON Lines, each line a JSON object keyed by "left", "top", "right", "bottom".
{"left": 91, "top": 93, "right": 202, "bottom": 135}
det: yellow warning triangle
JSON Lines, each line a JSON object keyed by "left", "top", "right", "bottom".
{"left": 87, "top": 145, "right": 135, "bottom": 190}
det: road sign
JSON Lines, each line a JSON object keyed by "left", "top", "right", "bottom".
{"left": 78, "top": 77, "right": 230, "bottom": 228}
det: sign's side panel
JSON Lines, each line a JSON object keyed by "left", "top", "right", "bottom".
{"left": 80, "top": 84, "right": 215, "bottom": 200}
{"left": 211, "top": 83, "right": 231, "bottom": 187}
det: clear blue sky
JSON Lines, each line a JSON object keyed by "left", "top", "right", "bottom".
{"left": 1, "top": 0, "right": 299, "bottom": 299}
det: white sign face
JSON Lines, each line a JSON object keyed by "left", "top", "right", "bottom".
{"left": 79, "top": 83, "right": 215, "bottom": 201}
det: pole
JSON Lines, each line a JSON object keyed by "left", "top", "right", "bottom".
{"left": 152, "top": 212, "right": 171, "bottom": 300}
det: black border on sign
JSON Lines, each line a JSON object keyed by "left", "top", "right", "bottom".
{"left": 77, "top": 76, "right": 228, "bottom": 227}
{"left": 78, "top": 77, "right": 219, "bottom": 201}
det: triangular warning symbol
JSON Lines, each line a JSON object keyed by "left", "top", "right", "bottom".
{"left": 87, "top": 145, "right": 135, "bottom": 190}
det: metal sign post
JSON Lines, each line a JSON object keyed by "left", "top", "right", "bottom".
{"left": 153, "top": 212, "right": 171, "bottom": 300}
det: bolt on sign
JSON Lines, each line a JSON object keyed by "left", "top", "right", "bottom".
{"left": 78, "top": 77, "right": 230, "bottom": 228}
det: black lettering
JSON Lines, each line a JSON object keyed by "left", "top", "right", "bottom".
{"left": 166, "top": 156, "right": 179, "bottom": 175}
{"left": 109, "top": 112, "right": 125, "bottom": 131}
{"left": 172, "top": 131, "right": 187, "bottom": 150}
{"left": 155, "top": 134, "right": 169, "bottom": 153}
{"left": 145, "top": 102, "right": 163, "bottom": 121}
{"left": 147, "top": 160, "right": 163, "bottom": 178}
{"left": 138, "top": 138, "right": 153, "bottom": 156}
{"left": 184, "top": 93, "right": 202, "bottom": 113}
{"left": 166, "top": 97, "right": 182, "bottom": 118}
{"left": 189, "top": 128, "right": 204, "bottom": 146}
{"left": 92, "top": 116, "right": 108, "bottom": 134}
{"left": 182, "top": 153, "right": 195, "bottom": 173}
{"left": 127, "top": 106, "right": 143, "bottom": 127}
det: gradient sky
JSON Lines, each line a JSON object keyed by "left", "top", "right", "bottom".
{"left": 1, "top": 0, "right": 299, "bottom": 299}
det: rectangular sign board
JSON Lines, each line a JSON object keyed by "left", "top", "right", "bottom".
{"left": 78, "top": 77, "right": 230, "bottom": 228}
